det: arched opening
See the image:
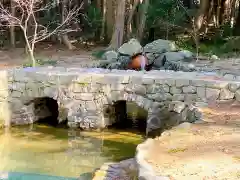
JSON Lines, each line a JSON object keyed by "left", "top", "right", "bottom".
{"left": 104, "top": 100, "right": 148, "bottom": 133}
{"left": 24, "top": 97, "right": 67, "bottom": 127}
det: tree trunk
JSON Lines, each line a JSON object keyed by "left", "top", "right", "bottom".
{"left": 233, "top": 3, "right": 240, "bottom": 35}
{"left": 61, "top": 0, "right": 76, "bottom": 50}
{"left": 137, "top": 0, "right": 149, "bottom": 41}
{"left": 94, "top": 0, "right": 102, "bottom": 41}
{"left": 109, "top": 0, "right": 126, "bottom": 49}
{"left": 126, "top": 0, "right": 139, "bottom": 40}
{"left": 194, "top": 0, "right": 210, "bottom": 32}
{"left": 105, "top": 0, "right": 116, "bottom": 41}
{"left": 221, "top": 0, "right": 235, "bottom": 25}
{"left": 10, "top": 0, "right": 15, "bottom": 47}
{"left": 101, "top": 0, "right": 107, "bottom": 40}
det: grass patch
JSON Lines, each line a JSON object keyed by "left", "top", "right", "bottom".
{"left": 167, "top": 147, "right": 187, "bottom": 154}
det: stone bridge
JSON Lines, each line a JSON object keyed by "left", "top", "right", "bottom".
{"left": 0, "top": 66, "right": 240, "bottom": 129}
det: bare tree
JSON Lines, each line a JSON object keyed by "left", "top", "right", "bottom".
{"left": 0, "top": 0, "right": 83, "bottom": 66}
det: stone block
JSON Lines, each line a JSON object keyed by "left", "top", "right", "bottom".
{"left": 135, "top": 95, "right": 145, "bottom": 108}
{"left": 206, "top": 88, "right": 220, "bottom": 100}
{"left": 10, "top": 91, "right": 22, "bottom": 98}
{"left": 43, "top": 86, "right": 58, "bottom": 98}
{"left": 85, "top": 101, "right": 98, "bottom": 111}
{"left": 147, "top": 84, "right": 163, "bottom": 94}
{"left": 142, "top": 76, "right": 154, "bottom": 84}
{"left": 172, "top": 94, "right": 184, "bottom": 101}
{"left": 196, "top": 87, "right": 206, "bottom": 99}
{"left": 68, "top": 122, "right": 80, "bottom": 128}
{"left": 109, "top": 91, "right": 125, "bottom": 102}
{"left": 125, "top": 84, "right": 146, "bottom": 95}
{"left": 176, "top": 79, "right": 190, "bottom": 87}
{"left": 219, "top": 89, "right": 235, "bottom": 100}
{"left": 182, "top": 86, "right": 196, "bottom": 93}
{"left": 170, "top": 87, "right": 182, "bottom": 94}
{"left": 155, "top": 79, "right": 175, "bottom": 86}
{"left": 58, "top": 73, "right": 77, "bottom": 85}
{"left": 129, "top": 76, "right": 142, "bottom": 84}
{"left": 143, "top": 99, "right": 153, "bottom": 111}
{"left": 75, "top": 74, "right": 92, "bottom": 83}
{"left": 105, "top": 74, "right": 130, "bottom": 84}
{"left": 147, "top": 93, "right": 172, "bottom": 101}
{"left": 111, "top": 83, "right": 125, "bottom": 91}
{"left": 191, "top": 79, "right": 207, "bottom": 87}
{"left": 205, "top": 81, "right": 228, "bottom": 89}
{"left": 74, "top": 93, "right": 95, "bottom": 101}
{"left": 184, "top": 94, "right": 198, "bottom": 103}
{"left": 9, "top": 82, "right": 26, "bottom": 92}
{"left": 13, "top": 70, "right": 30, "bottom": 82}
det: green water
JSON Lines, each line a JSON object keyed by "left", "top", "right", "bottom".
{"left": 0, "top": 125, "right": 143, "bottom": 179}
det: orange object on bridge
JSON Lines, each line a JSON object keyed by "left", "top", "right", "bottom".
{"left": 128, "top": 53, "right": 149, "bottom": 71}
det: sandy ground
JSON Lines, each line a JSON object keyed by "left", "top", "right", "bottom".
{"left": 1, "top": 45, "right": 240, "bottom": 179}
{"left": 144, "top": 106, "right": 240, "bottom": 180}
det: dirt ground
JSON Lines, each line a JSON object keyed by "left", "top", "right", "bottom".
{"left": 0, "top": 44, "right": 103, "bottom": 68}
{"left": 1, "top": 45, "right": 240, "bottom": 180}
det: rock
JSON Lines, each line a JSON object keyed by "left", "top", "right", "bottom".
{"left": 117, "top": 56, "right": 131, "bottom": 68}
{"left": 92, "top": 158, "right": 137, "bottom": 180}
{"left": 228, "top": 83, "right": 240, "bottom": 92}
{"left": 158, "top": 52, "right": 185, "bottom": 66}
{"left": 175, "top": 122, "right": 192, "bottom": 129}
{"left": 173, "top": 101, "right": 186, "bottom": 113}
{"left": 106, "top": 62, "right": 122, "bottom": 69}
{"left": 144, "top": 39, "right": 177, "bottom": 53}
{"left": 219, "top": 88, "right": 235, "bottom": 100}
{"left": 118, "top": 38, "right": 143, "bottom": 56}
{"left": 179, "top": 50, "right": 195, "bottom": 59}
{"left": 146, "top": 115, "right": 162, "bottom": 137}
{"left": 102, "top": 50, "right": 118, "bottom": 62}
{"left": 210, "top": 54, "right": 220, "bottom": 60}
{"left": 235, "top": 89, "right": 240, "bottom": 101}
{"left": 145, "top": 52, "right": 159, "bottom": 64}
{"left": 186, "top": 108, "right": 200, "bottom": 123}
{"left": 78, "top": 172, "right": 93, "bottom": 180}
{"left": 223, "top": 74, "right": 235, "bottom": 80}
{"left": 152, "top": 54, "right": 166, "bottom": 68}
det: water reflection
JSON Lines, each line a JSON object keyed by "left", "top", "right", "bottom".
{"left": 0, "top": 125, "right": 143, "bottom": 178}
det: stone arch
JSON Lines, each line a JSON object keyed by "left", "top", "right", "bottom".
{"left": 9, "top": 85, "right": 69, "bottom": 126}
{"left": 99, "top": 90, "right": 155, "bottom": 129}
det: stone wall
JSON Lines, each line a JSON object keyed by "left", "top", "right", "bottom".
{"left": 0, "top": 66, "right": 240, "bottom": 129}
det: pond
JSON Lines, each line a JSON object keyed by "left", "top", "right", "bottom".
{"left": 0, "top": 125, "right": 143, "bottom": 180}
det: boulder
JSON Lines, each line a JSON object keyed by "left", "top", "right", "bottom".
{"left": 102, "top": 50, "right": 118, "bottom": 62}
{"left": 118, "top": 38, "right": 143, "bottom": 56}
{"left": 144, "top": 39, "right": 177, "bottom": 53}
{"left": 179, "top": 50, "right": 195, "bottom": 59}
